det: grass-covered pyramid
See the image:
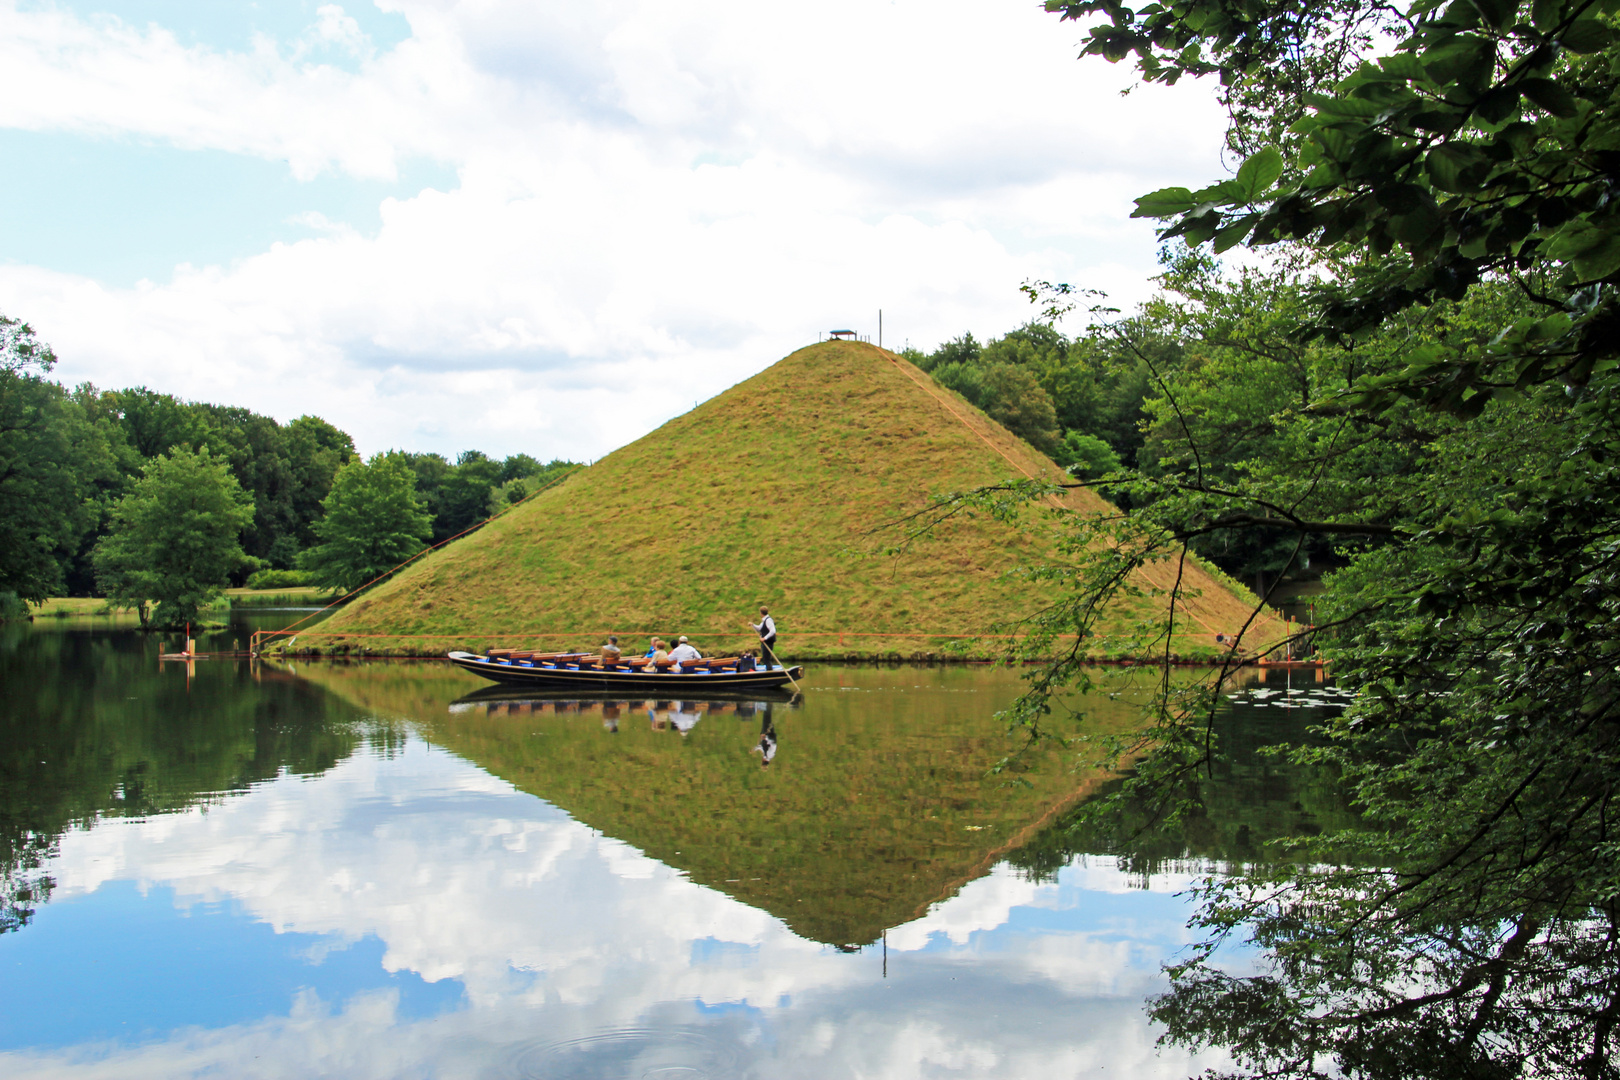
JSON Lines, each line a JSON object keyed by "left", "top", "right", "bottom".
{"left": 298, "top": 340, "right": 1273, "bottom": 659}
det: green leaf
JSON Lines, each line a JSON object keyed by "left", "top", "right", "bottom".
{"left": 1392, "top": 203, "right": 1444, "bottom": 247}
{"left": 1132, "top": 187, "right": 1197, "bottom": 218}
{"left": 1377, "top": 52, "right": 1432, "bottom": 82}
{"left": 1411, "top": 107, "right": 1466, "bottom": 132}
{"left": 1473, "top": 85, "right": 1520, "bottom": 125}
{"left": 1520, "top": 77, "right": 1578, "bottom": 117}
{"left": 1573, "top": 235, "right": 1620, "bottom": 281}
{"left": 1310, "top": 93, "right": 1387, "bottom": 119}
{"left": 1544, "top": 222, "right": 1620, "bottom": 280}
{"left": 1531, "top": 0, "right": 1564, "bottom": 29}
{"left": 1423, "top": 34, "right": 1497, "bottom": 90}
{"left": 1181, "top": 209, "right": 1224, "bottom": 246}
{"left": 1235, "top": 147, "right": 1284, "bottom": 201}
{"left": 1561, "top": 18, "right": 1615, "bottom": 51}
{"left": 1314, "top": 126, "right": 1355, "bottom": 160}
{"left": 1304, "top": 162, "right": 1344, "bottom": 189}
{"left": 1192, "top": 178, "right": 1247, "bottom": 204}
{"left": 1425, "top": 143, "right": 1488, "bottom": 192}
{"left": 1212, "top": 214, "right": 1258, "bottom": 253}
{"left": 1469, "top": 0, "right": 1516, "bottom": 30}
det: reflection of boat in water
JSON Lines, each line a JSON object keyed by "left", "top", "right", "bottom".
{"left": 448, "top": 685, "right": 801, "bottom": 715}
{"left": 448, "top": 686, "right": 795, "bottom": 754}
{"left": 448, "top": 650, "right": 805, "bottom": 690}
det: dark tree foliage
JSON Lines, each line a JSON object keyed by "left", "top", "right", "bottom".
{"left": 0, "top": 316, "right": 584, "bottom": 612}
{"left": 936, "top": 0, "right": 1620, "bottom": 1075}
{"left": 299, "top": 452, "right": 433, "bottom": 594}
{"left": 907, "top": 323, "right": 1156, "bottom": 470}
{"left": 104, "top": 390, "right": 359, "bottom": 575}
{"left": 92, "top": 447, "right": 256, "bottom": 627}
{"left": 406, "top": 450, "right": 580, "bottom": 543}
{"left": 0, "top": 319, "right": 115, "bottom": 605}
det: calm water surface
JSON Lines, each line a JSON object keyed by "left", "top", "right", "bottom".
{"left": 0, "top": 615, "right": 1349, "bottom": 1079}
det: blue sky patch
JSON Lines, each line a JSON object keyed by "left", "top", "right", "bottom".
{"left": 0, "top": 130, "right": 456, "bottom": 285}
{"left": 26, "top": 1, "right": 413, "bottom": 59}
{"left": 0, "top": 879, "right": 465, "bottom": 1050}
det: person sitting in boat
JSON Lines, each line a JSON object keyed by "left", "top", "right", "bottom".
{"left": 600, "top": 635, "right": 622, "bottom": 662}
{"left": 736, "top": 649, "right": 757, "bottom": 672}
{"left": 644, "top": 636, "right": 662, "bottom": 658}
{"left": 668, "top": 636, "right": 702, "bottom": 665}
{"left": 646, "top": 640, "right": 670, "bottom": 666}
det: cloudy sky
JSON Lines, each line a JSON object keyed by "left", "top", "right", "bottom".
{"left": 0, "top": 0, "right": 1229, "bottom": 460}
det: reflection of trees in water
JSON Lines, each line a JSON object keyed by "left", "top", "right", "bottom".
{"left": 1006, "top": 697, "right": 1361, "bottom": 883}
{"left": 1008, "top": 677, "right": 1620, "bottom": 1077}
{"left": 0, "top": 628, "right": 365, "bottom": 933}
{"left": 1154, "top": 871, "right": 1620, "bottom": 1080}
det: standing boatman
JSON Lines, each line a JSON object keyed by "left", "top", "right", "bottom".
{"left": 749, "top": 606, "right": 778, "bottom": 667}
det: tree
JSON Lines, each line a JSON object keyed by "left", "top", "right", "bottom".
{"left": 980, "top": 363, "right": 1062, "bottom": 452}
{"left": 958, "top": 0, "right": 1620, "bottom": 1074}
{"left": 299, "top": 452, "right": 432, "bottom": 595}
{"left": 92, "top": 447, "right": 255, "bottom": 627}
{"left": 0, "top": 316, "right": 112, "bottom": 607}
{"left": 283, "top": 415, "right": 358, "bottom": 557}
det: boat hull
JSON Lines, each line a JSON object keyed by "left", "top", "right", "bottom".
{"left": 447, "top": 651, "right": 804, "bottom": 690}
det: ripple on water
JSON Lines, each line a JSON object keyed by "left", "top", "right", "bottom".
{"left": 508, "top": 1027, "right": 744, "bottom": 1080}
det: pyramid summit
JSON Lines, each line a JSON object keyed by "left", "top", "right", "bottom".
{"left": 297, "top": 340, "right": 1273, "bottom": 658}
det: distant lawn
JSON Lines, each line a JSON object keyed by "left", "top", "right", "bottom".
{"left": 29, "top": 597, "right": 134, "bottom": 618}
{"left": 26, "top": 586, "right": 334, "bottom": 619}
{"left": 225, "top": 586, "right": 337, "bottom": 607}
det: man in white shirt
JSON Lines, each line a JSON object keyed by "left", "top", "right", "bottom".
{"left": 668, "top": 636, "right": 702, "bottom": 664}
{"left": 749, "top": 607, "right": 778, "bottom": 666}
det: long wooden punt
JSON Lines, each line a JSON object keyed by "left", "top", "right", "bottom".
{"left": 447, "top": 650, "right": 806, "bottom": 690}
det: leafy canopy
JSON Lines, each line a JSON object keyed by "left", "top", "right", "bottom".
{"left": 299, "top": 452, "right": 433, "bottom": 595}
{"left": 0, "top": 315, "right": 114, "bottom": 606}
{"left": 92, "top": 447, "right": 256, "bottom": 628}
{"left": 955, "top": 0, "right": 1620, "bottom": 1074}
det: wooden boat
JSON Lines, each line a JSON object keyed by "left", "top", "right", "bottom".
{"left": 447, "top": 649, "right": 805, "bottom": 690}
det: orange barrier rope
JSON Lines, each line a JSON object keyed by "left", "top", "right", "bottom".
{"left": 878, "top": 349, "right": 1237, "bottom": 642}
{"left": 880, "top": 350, "right": 1038, "bottom": 482}
{"left": 256, "top": 630, "right": 1217, "bottom": 639}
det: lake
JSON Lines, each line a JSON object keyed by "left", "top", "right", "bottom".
{"left": 0, "top": 614, "right": 1351, "bottom": 1079}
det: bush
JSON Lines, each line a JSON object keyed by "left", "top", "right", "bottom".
{"left": 245, "top": 568, "right": 312, "bottom": 590}
{"left": 1056, "top": 432, "right": 1122, "bottom": 476}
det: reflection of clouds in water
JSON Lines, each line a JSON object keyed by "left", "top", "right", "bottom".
{"left": 8, "top": 738, "right": 1232, "bottom": 1078}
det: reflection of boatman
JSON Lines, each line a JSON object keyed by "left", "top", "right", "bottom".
{"left": 670, "top": 701, "right": 703, "bottom": 735}
{"left": 602, "top": 701, "right": 620, "bottom": 733}
{"left": 751, "top": 704, "right": 777, "bottom": 768}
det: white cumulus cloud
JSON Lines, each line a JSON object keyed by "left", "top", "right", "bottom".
{"left": 0, "top": 0, "right": 1229, "bottom": 458}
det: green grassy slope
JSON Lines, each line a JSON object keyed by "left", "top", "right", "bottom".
{"left": 290, "top": 660, "right": 1167, "bottom": 946}
{"left": 293, "top": 340, "right": 1278, "bottom": 659}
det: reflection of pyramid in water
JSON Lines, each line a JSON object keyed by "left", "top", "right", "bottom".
{"left": 308, "top": 340, "right": 1274, "bottom": 659}
{"left": 291, "top": 661, "right": 1153, "bottom": 947}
